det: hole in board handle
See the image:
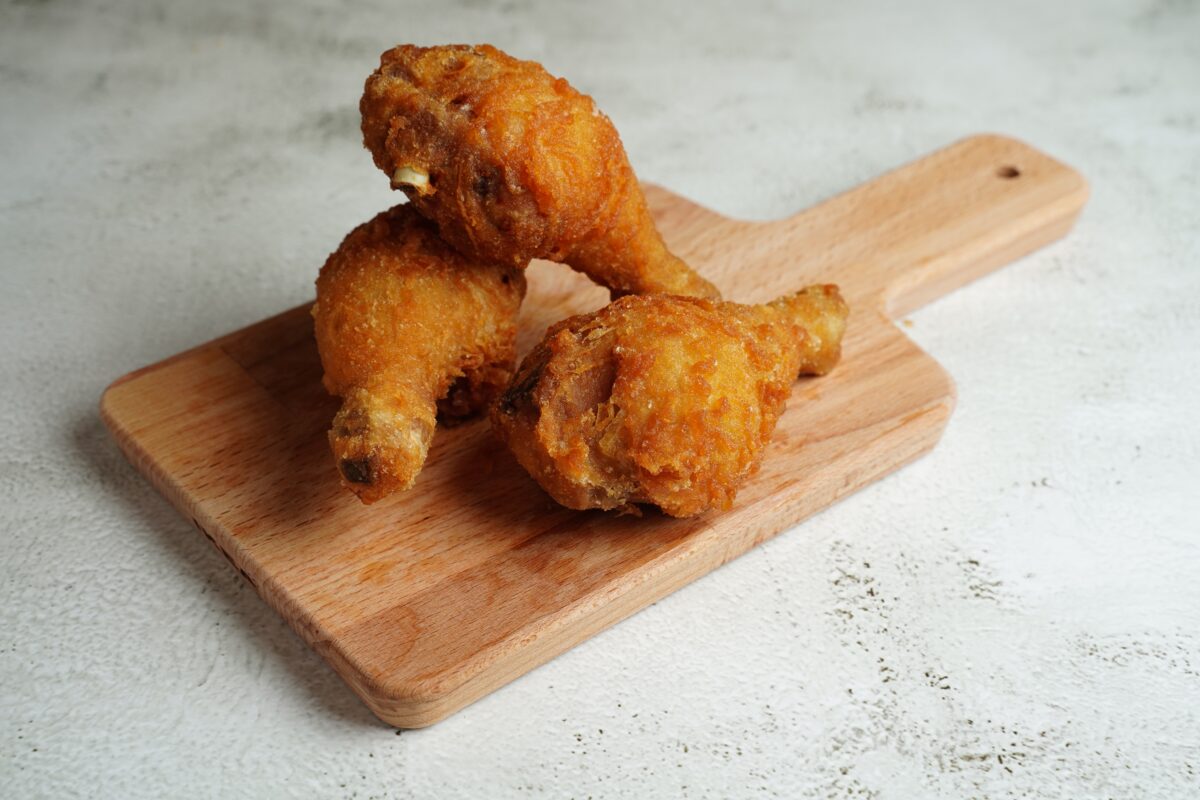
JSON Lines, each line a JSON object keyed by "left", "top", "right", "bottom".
{"left": 996, "top": 165, "right": 1021, "bottom": 179}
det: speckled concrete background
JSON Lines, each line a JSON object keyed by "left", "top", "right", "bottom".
{"left": 2, "top": 0, "right": 1198, "bottom": 797}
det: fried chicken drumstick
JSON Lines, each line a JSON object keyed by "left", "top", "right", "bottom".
{"left": 491, "top": 286, "right": 848, "bottom": 517}
{"left": 313, "top": 204, "right": 525, "bottom": 503}
{"left": 361, "top": 44, "right": 720, "bottom": 299}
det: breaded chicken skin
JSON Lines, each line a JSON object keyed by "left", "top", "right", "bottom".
{"left": 361, "top": 44, "right": 719, "bottom": 299}
{"left": 491, "top": 286, "right": 848, "bottom": 517}
{"left": 313, "top": 204, "right": 525, "bottom": 503}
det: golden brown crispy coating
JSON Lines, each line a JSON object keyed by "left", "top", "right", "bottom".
{"left": 491, "top": 286, "right": 848, "bottom": 517}
{"left": 313, "top": 204, "right": 526, "bottom": 503}
{"left": 361, "top": 44, "right": 720, "bottom": 299}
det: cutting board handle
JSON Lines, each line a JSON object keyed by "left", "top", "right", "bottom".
{"left": 763, "top": 134, "right": 1089, "bottom": 317}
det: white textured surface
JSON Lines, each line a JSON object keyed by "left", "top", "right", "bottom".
{"left": 2, "top": 0, "right": 1198, "bottom": 796}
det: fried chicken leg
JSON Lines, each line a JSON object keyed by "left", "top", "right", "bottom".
{"left": 313, "top": 204, "right": 526, "bottom": 503}
{"left": 361, "top": 44, "right": 720, "bottom": 299}
{"left": 491, "top": 286, "right": 848, "bottom": 517}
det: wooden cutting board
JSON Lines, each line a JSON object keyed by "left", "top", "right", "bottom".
{"left": 101, "top": 135, "right": 1087, "bottom": 728}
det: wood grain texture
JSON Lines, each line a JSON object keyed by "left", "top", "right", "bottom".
{"left": 100, "top": 134, "right": 1087, "bottom": 727}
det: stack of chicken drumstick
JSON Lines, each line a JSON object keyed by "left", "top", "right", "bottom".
{"left": 312, "top": 44, "right": 848, "bottom": 518}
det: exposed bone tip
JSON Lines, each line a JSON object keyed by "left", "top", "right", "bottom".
{"left": 391, "top": 165, "right": 434, "bottom": 195}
